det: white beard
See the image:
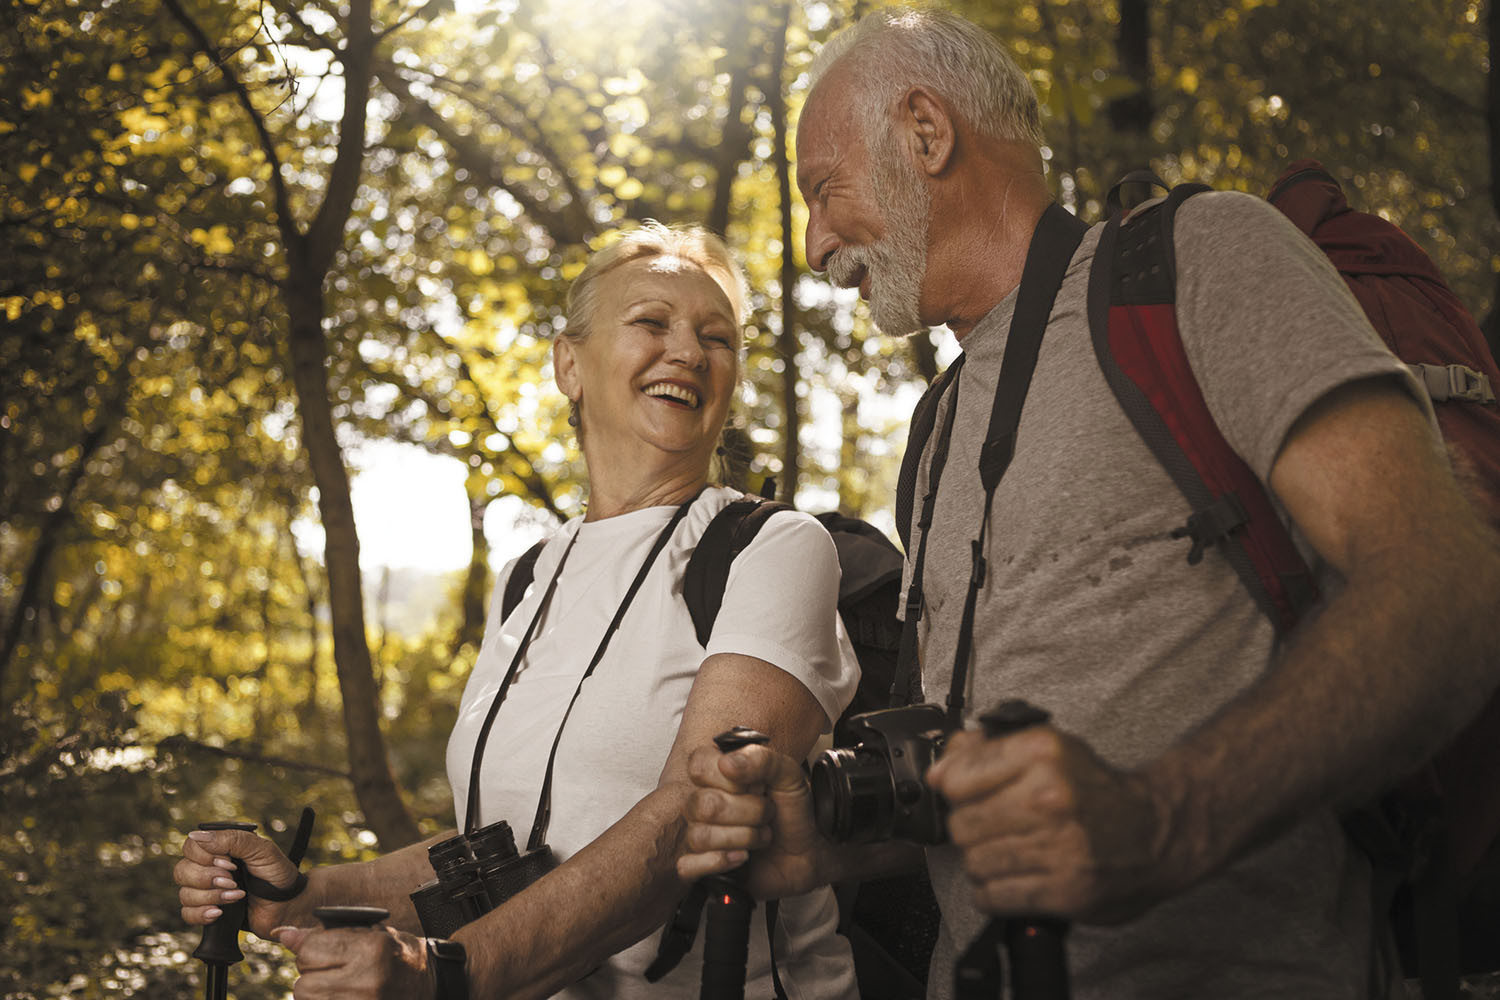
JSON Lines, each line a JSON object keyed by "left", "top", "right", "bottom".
{"left": 827, "top": 156, "right": 931, "bottom": 338}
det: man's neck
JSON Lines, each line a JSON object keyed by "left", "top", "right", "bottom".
{"left": 926, "top": 147, "right": 1052, "bottom": 340}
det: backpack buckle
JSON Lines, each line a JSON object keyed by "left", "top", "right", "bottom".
{"left": 1411, "top": 363, "right": 1496, "bottom": 404}
{"left": 1171, "top": 493, "right": 1249, "bottom": 565}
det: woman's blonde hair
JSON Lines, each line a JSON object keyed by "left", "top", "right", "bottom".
{"left": 561, "top": 221, "right": 749, "bottom": 343}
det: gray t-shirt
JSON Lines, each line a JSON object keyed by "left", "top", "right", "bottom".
{"left": 904, "top": 192, "right": 1431, "bottom": 999}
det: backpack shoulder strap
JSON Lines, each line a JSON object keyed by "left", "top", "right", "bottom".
{"left": 1086, "top": 183, "right": 1318, "bottom": 634}
{"left": 895, "top": 357, "right": 964, "bottom": 552}
{"left": 682, "top": 497, "right": 794, "bottom": 646}
{"left": 500, "top": 538, "right": 548, "bottom": 620}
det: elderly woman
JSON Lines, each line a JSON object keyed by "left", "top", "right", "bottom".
{"left": 174, "top": 223, "right": 860, "bottom": 1000}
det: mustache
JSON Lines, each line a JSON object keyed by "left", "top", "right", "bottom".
{"left": 826, "top": 247, "right": 869, "bottom": 288}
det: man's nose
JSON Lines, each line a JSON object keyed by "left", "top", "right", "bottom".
{"left": 804, "top": 205, "right": 836, "bottom": 273}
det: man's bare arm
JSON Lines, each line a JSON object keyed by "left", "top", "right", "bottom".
{"left": 929, "top": 378, "right": 1500, "bottom": 919}
{"left": 1145, "top": 377, "right": 1500, "bottom": 884}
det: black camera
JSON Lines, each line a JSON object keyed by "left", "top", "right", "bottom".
{"left": 409, "top": 820, "right": 558, "bottom": 937}
{"left": 811, "top": 700, "right": 1054, "bottom": 846}
{"left": 811, "top": 703, "right": 952, "bottom": 845}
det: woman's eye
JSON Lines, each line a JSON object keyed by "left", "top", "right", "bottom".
{"left": 634, "top": 316, "right": 665, "bottom": 329}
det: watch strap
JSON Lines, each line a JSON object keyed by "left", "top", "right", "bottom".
{"left": 427, "top": 938, "right": 469, "bottom": 1000}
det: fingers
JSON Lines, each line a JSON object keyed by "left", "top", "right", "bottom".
{"left": 176, "top": 847, "right": 248, "bottom": 925}
{"left": 927, "top": 727, "right": 1062, "bottom": 806}
{"left": 677, "top": 848, "right": 751, "bottom": 881}
{"left": 186, "top": 828, "right": 292, "bottom": 875}
{"left": 277, "top": 924, "right": 427, "bottom": 999}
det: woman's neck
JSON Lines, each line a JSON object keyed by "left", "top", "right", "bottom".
{"left": 581, "top": 461, "right": 709, "bottom": 521}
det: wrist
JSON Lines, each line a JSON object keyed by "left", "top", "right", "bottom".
{"left": 1134, "top": 757, "right": 1205, "bottom": 894}
{"left": 426, "top": 937, "right": 469, "bottom": 1000}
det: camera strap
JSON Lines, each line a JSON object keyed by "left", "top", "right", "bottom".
{"left": 524, "top": 491, "right": 701, "bottom": 850}
{"left": 898, "top": 203, "right": 1089, "bottom": 729}
{"left": 463, "top": 490, "right": 701, "bottom": 841}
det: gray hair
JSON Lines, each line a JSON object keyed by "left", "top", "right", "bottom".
{"left": 809, "top": 8, "right": 1044, "bottom": 150}
{"left": 561, "top": 221, "right": 749, "bottom": 343}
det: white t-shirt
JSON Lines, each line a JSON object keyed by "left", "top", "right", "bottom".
{"left": 446, "top": 486, "right": 861, "bottom": 1000}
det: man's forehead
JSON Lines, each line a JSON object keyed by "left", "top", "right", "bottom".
{"left": 795, "top": 84, "right": 849, "bottom": 180}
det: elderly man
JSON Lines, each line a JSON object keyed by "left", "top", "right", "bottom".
{"left": 679, "top": 8, "right": 1500, "bottom": 999}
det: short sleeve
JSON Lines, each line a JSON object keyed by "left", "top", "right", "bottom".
{"left": 704, "top": 510, "right": 860, "bottom": 730}
{"left": 1173, "top": 191, "right": 1435, "bottom": 482}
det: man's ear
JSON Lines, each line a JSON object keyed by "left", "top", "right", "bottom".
{"left": 553, "top": 336, "right": 581, "bottom": 401}
{"left": 902, "top": 86, "right": 955, "bottom": 176}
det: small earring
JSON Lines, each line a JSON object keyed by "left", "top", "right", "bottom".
{"left": 567, "top": 400, "right": 580, "bottom": 428}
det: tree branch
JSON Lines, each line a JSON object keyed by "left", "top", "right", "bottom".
{"left": 159, "top": 0, "right": 300, "bottom": 248}
{"left": 378, "top": 66, "right": 594, "bottom": 245}
{"left": 378, "top": 61, "right": 596, "bottom": 224}
{"left": 156, "top": 734, "right": 351, "bottom": 778}
{"left": 305, "top": 0, "right": 374, "bottom": 269}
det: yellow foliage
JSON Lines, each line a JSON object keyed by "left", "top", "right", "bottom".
{"left": 18, "top": 163, "right": 38, "bottom": 183}
{"left": 99, "top": 671, "right": 134, "bottom": 692}
{"left": 467, "top": 248, "right": 493, "bottom": 275}
{"left": 190, "top": 224, "right": 235, "bottom": 256}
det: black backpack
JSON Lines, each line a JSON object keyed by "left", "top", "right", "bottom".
{"left": 499, "top": 492, "right": 907, "bottom": 733}
{"left": 499, "top": 491, "right": 939, "bottom": 998}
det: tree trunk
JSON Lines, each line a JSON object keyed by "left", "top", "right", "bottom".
{"left": 909, "top": 330, "right": 939, "bottom": 384}
{"left": 709, "top": 5, "right": 756, "bottom": 237}
{"left": 284, "top": 267, "right": 421, "bottom": 849}
{"left": 450, "top": 491, "right": 491, "bottom": 657}
{"left": 1485, "top": 0, "right": 1500, "bottom": 360}
{"left": 0, "top": 400, "right": 117, "bottom": 699}
{"left": 769, "top": 6, "right": 800, "bottom": 502}
{"left": 1109, "top": 0, "right": 1152, "bottom": 136}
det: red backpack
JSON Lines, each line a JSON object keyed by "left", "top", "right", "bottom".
{"left": 1087, "top": 160, "right": 1500, "bottom": 994}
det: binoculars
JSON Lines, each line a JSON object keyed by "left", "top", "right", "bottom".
{"left": 409, "top": 820, "right": 558, "bottom": 937}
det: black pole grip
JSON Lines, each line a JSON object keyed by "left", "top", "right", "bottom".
{"left": 698, "top": 874, "right": 755, "bottom": 1000}
{"left": 980, "top": 702, "right": 1071, "bottom": 1000}
{"left": 315, "top": 905, "right": 390, "bottom": 929}
{"left": 1005, "top": 920, "right": 1070, "bottom": 999}
{"left": 696, "top": 728, "right": 770, "bottom": 1000}
{"left": 712, "top": 727, "right": 769, "bottom": 754}
{"left": 191, "top": 821, "right": 257, "bottom": 967}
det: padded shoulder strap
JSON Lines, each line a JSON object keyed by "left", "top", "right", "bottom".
{"left": 895, "top": 358, "right": 964, "bottom": 552}
{"left": 1086, "top": 185, "right": 1318, "bottom": 634}
{"left": 682, "top": 497, "right": 794, "bottom": 647}
{"left": 500, "top": 539, "right": 547, "bottom": 621}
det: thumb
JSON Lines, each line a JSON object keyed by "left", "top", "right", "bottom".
{"left": 719, "top": 745, "right": 808, "bottom": 797}
{"left": 272, "top": 925, "right": 310, "bottom": 952}
{"left": 717, "top": 744, "right": 805, "bottom": 794}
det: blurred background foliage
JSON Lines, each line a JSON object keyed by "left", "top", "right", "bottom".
{"left": 2, "top": 0, "right": 1497, "bottom": 995}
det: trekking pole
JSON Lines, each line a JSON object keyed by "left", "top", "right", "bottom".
{"left": 954, "top": 702, "right": 1071, "bottom": 1000}
{"left": 699, "top": 727, "right": 770, "bottom": 1000}
{"left": 314, "top": 904, "right": 390, "bottom": 929}
{"left": 191, "top": 821, "right": 257, "bottom": 1000}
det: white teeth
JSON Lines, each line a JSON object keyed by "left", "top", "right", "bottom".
{"left": 643, "top": 383, "right": 700, "bottom": 408}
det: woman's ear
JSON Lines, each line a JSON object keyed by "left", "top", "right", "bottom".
{"left": 553, "top": 336, "right": 581, "bottom": 402}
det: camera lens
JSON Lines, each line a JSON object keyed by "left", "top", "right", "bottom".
{"left": 810, "top": 746, "right": 897, "bottom": 843}
{"left": 468, "top": 821, "right": 518, "bottom": 865}
{"left": 427, "top": 834, "right": 491, "bottom": 923}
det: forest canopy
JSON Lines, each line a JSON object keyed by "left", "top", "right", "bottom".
{"left": 2, "top": 0, "right": 1496, "bottom": 995}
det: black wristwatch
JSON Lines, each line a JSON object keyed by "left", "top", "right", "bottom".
{"left": 426, "top": 938, "right": 469, "bottom": 1000}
